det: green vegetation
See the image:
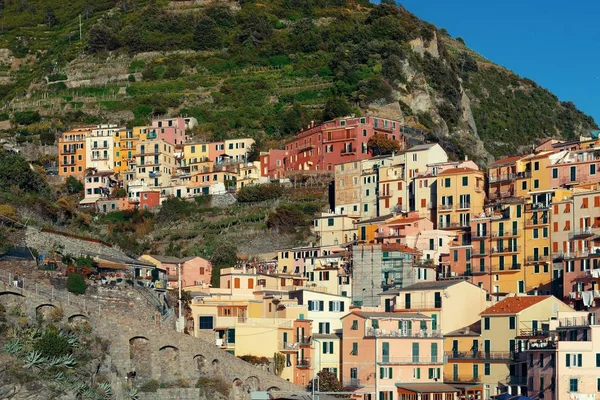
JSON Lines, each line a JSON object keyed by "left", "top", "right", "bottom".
{"left": 367, "top": 134, "right": 401, "bottom": 155}
{"left": 236, "top": 183, "right": 284, "bottom": 203}
{"left": 66, "top": 273, "right": 87, "bottom": 295}
{"left": 0, "top": 0, "right": 593, "bottom": 160}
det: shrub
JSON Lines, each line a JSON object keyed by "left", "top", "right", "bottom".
{"left": 66, "top": 273, "right": 87, "bottom": 295}
{"left": 139, "top": 379, "right": 160, "bottom": 393}
{"left": 13, "top": 111, "right": 41, "bottom": 125}
{"left": 195, "top": 377, "right": 230, "bottom": 397}
{"left": 236, "top": 183, "right": 284, "bottom": 203}
{"left": 34, "top": 329, "right": 71, "bottom": 358}
{"left": 65, "top": 176, "right": 83, "bottom": 194}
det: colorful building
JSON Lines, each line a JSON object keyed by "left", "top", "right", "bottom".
{"left": 58, "top": 126, "right": 94, "bottom": 179}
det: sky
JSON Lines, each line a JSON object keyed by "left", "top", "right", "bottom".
{"left": 392, "top": 1, "right": 600, "bottom": 123}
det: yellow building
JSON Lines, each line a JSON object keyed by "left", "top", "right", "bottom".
{"left": 479, "top": 295, "right": 573, "bottom": 397}
{"left": 135, "top": 137, "right": 175, "bottom": 188}
{"left": 443, "top": 322, "right": 483, "bottom": 399}
{"left": 514, "top": 152, "right": 553, "bottom": 198}
{"left": 113, "top": 127, "right": 136, "bottom": 175}
{"left": 436, "top": 167, "right": 485, "bottom": 229}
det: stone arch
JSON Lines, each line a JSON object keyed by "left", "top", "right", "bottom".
{"left": 67, "top": 314, "right": 89, "bottom": 323}
{"left": 244, "top": 376, "right": 260, "bottom": 392}
{"left": 0, "top": 291, "right": 25, "bottom": 298}
{"left": 193, "top": 354, "right": 207, "bottom": 374}
{"left": 266, "top": 386, "right": 281, "bottom": 392}
{"left": 35, "top": 303, "right": 58, "bottom": 320}
{"left": 232, "top": 378, "right": 244, "bottom": 398}
{"left": 159, "top": 345, "right": 180, "bottom": 382}
{"left": 0, "top": 292, "right": 26, "bottom": 312}
{"left": 211, "top": 359, "right": 220, "bottom": 373}
{"left": 129, "top": 336, "right": 151, "bottom": 382}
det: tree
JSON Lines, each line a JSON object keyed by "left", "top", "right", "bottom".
{"left": 39, "top": 130, "right": 55, "bottom": 145}
{"left": 64, "top": 176, "right": 83, "bottom": 194}
{"left": 0, "top": 152, "right": 49, "bottom": 195}
{"left": 44, "top": 6, "right": 57, "bottom": 27}
{"left": 86, "top": 24, "right": 120, "bottom": 53}
{"left": 382, "top": 54, "right": 406, "bottom": 83}
{"left": 193, "top": 16, "right": 223, "bottom": 50}
{"left": 13, "top": 111, "right": 40, "bottom": 125}
{"left": 66, "top": 273, "right": 87, "bottom": 295}
{"left": 367, "top": 134, "right": 401, "bottom": 156}
{"left": 246, "top": 143, "right": 260, "bottom": 163}
{"left": 322, "top": 96, "right": 352, "bottom": 121}
{"left": 309, "top": 370, "right": 344, "bottom": 394}
{"left": 210, "top": 242, "right": 238, "bottom": 287}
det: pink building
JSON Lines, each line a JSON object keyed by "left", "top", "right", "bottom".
{"left": 549, "top": 147, "right": 600, "bottom": 188}
{"left": 151, "top": 117, "right": 187, "bottom": 145}
{"left": 259, "top": 117, "right": 407, "bottom": 178}
{"left": 260, "top": 149, "right": 289, "bottom": 178}
{"left": 341, "top": 310, "right": 456, "bottom": 400}
{"left": 139, "top": 255, "right": 213, "bottom": 288}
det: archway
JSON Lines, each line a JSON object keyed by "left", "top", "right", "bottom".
{"left": 129, "top": 336, "right": 151, "bottom": 382}
{"left": 159, "top": 345, "right": 180, "bottom": 382}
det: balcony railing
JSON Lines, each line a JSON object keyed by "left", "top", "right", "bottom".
{"left": 443, "top": 375, "right": 482, "bottom": 383}
{"left": 507, "top": 376, "right": 527, "bottom": 386}
{"left": 395, "top": 301, "right": 442, "bottom": 310}
{"left": 525, "top": 202, "right": 550, "bottom": 211}
{"left": 378, "top": 356, "right": 446, "bottom": 365}
{"left": 456, "top": 202, "right": 471, "bottom": 210}
{"left": 279, "top": 342, "right": 299, "bottom": 352}
{"left": 298, "top": 336, "right": 312, "bottom": 346}
{"left": 492, "top": 246, "right": 521, "bottom": 254}
{"left": 525, "top": 218, "right": 549, "bottom": 227}
{"left": 472, "top": 231, "right": 489, "bottom": 239}
{"left": 296, "top": 358, "right": 311, "bottom": 368}
{"left": 344, "top": 379, "right": 364, "bottom": 388}
{"left": 492, "top": 230, "right": 520, "bottom": 237}
{"left": 445, "top": 351, "right": 514, "bottom": 361}
{"left": 526, "top": 255, "right": 550, "bottom": 263}
{"left": 438, "top": 204, "right": 454, "bottom": 211}
{"left": 489, "top": 173, "right": 517, "bottom": 183}
{"left": 365, "top": 327, "right": 442, "bottom": 338}
{"left": 569, "top": 228, "right": 594, "bottom": 240}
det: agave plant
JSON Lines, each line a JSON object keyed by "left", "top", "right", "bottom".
{"left": 126, "top": 388, "right": 139, "bottom": 400}
{"left": 69, "top": 380, "right": 87, "bottom": 394}
{"left": 81, "top": 386, "right": 97, "bottom": 399}
{"left": 54, "top": 371, "right": 67, "bottom": 383}
{"left": 3, "top": 339, "right": 22, "bottom": 355}
{"left": 59, "top": 330, "right": 80, "bottom": 348}
{"left": 97, "top": 382, "right": 113, "bottom": 398}
{"left": 23, "top": 350, "right": 47, "bottom": 369}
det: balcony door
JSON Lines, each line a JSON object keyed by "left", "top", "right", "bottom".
{"left": 382, "top": 342, "right": 390, "bottom": 363}
{"left": 412, "top": 342, "right": 419, "bottom": 363}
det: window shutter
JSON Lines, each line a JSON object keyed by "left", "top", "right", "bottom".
{"left": 417, "top": 368, "right": 421, "bottom": 379}
{"left": 437, "top": 368, "right": 441, "bottom": 378}
{"left": 319, "top": 301, "right": 324, "bottom": 311}
{"left": 329, "top": 342, "right": 333, "bottom": 354}
{"left": 380, "top": 367, "right": 384, "bottom": 379}
{"left": 340, "top": 302, "right": 345, "bottom": 312}
{"left": 323, "top": 342, "right": 327, "bottom": 354}
{"left": 566, "top": 354, "right": 570, "bottom": 367}
{"left": 578, "top": 354, "right": 582, "bottom": 366}
{"left": 428, "top": 368, "right": 433, "bottom": 379}
{"left": 329, "top": 301, "right": 333, "bottom": 312}
{"left": 308, "top": 301, "right": 313, "bottom": 311}
{"left": 388, "top": 368, "right": 392, "bottom": 379}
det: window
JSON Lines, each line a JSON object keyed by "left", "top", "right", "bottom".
{"left": 351, "top": 320, "right": 358, "bottom": 330}
{"left": 552, "top": 168, "right": 558, "bottom": 179}
{"left": 509, "top": 316, "right": 516, "bottom": 329}
{"left": 522, "top": 181, "right": 527, "bottom": 190}
{"left": 445, "top": 178, "right": 451, "bottom": 187}
{"left": 570, "top": 378, "right": 578, "bottom": 392}
{"left": 566, "top": 353, "right": 583, "bottom": 367}
{"left": 363, "top": 204, "right": 368, "bottom": 212}
{"left": 483, "top": 317, "right": 490, "bottom": 330}
{"left": 534, "top": 161, "right": 540, "bottom": 171}
{"left": 596, "top": 353, "right": 600, "bottom": 367}
{"left": 327, "top": 218, "right": 334, "bottom": 227}
{"left": 379, "top": 367, "right": 393, "bottom": 379}
{"left": 322, "top": 341, "right": 334, "bottom": 354}
{"left": 462, "top": 176, "right": 468, "bottom": 186}
{"left": 351, "top": 342, "right": 358, "bottom": 355}
{"left": 591, "top": 164, "right": 597, "bottom": 175}
{"left": 413, "top": 368, "right": 421, "bottom": 379}
{"left": 198, "top": 316, "right": 214, "bottom": 330}
{"left": 534, "top": 179, "right": 539, "bottom": 189}
{"left": 484, "top": 363, "right": 490, "bottom": 376}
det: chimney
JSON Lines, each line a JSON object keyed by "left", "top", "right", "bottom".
{"left": 464, "top": 327, "right": 470, "bottom": 334}
{"left": 464, "top": 155, "right": 468, "bottom": 161}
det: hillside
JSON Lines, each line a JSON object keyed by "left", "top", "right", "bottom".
{"left": 0, "top": 0, "right": 596, "bottom": 161}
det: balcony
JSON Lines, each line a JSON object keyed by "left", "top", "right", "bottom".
{"left": 445, "top": 351, "right": 514, "bottom": 361}
{"left": 297, "top": 143, "right": 314, "bottom": 152}
{"left": 438, "top": 204, "right": 454, "bottom": 212}
{"left": 489, "top": 173, "right": 517, "bottom": 183}
{"left": 516, "top": 328, "right": 551, "bottom": 338}
{"left": 526, "top": 255, "right": 550, "bottom": 263}
{"left": 472, "top": 231, "right": 489, "bottom": 239}
{"left": 492, "top": 246, "right": 521, "bottom": 254}
{"left": 62, "top": 148, "right": 77, "bottom": 154}
{"left": 456, "top": 202, "right": 471, "bottom": 210}
{"left": 490, "top": 264, "right": 521, "bottom": 273}
{"left": 365, "top": 327, "right": 442, "bottom": 338}
{"left": 525, "top": 202, "right": 550, "bottom": 212}
{"left": 341, "top": 148, "right": 356, "bottom": 155}
{"left": 296, "top": 358, "right": 311, "bottom": 368}
{"left": 492, "top": 230, "right": 520, "bottom": 238}
{"left": 149, "top": 171, "right": 162, "bottom": 178}
{"left": 525, "top": 218, "right": 549, "bottom": 227}
{"left": 395, "top": 301, "right": 442, "bottom": 311}
{"left": 129, "top": 197, "right": 140, "bottom": 203}
{"left": 474, "top": 186, "right": 484, "bottom": 193}
{"left": 439, "top": 221, "right": 470, "bottom": 229}
{"left": 279, "top": 342, "right": 299, "bottom": 352}
{"left": 378, "top": 356, "right": 446, "bottom": 365}
{"left": 443, "top": 375, "right": 482, "bottom": 384}
{"left": 344, "top": 379, "right": 365, "bottom": 388}
{"left": 298, "top": 336, "right": 312, "bottom": 346}
{"left": 61, "top": 160, "right": 77, "bottom": 166}
{"left": 471, "top": 249, "right": 488, "bottom": 257}
{"left": 569, "top": 228, "right": 595, "bottom": 240}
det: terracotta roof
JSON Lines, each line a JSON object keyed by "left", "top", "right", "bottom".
{"left": 385, "top": 216, "right": 423, "bottom": 225}
{"left": 489, "top": 155, "right": 522, "bottom": 167}
{"left": 480, "top": 296, "right": 550, "bottom": 315}
{"left": 437, "top": 167, "right": 482, "bottom": 176}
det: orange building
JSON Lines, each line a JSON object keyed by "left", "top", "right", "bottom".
{"left": 58, "top": 126, "right": 95, "bottom": 180}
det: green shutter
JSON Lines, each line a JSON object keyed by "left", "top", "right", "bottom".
{"left": 380, "top": 367, "right": 384, "bottom": 379}
{"left": 566, "top": 354, "right": 570, "bottom": 367}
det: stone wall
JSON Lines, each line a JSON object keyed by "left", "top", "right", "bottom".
{"left": 210, "top": 193, "right": 237, "bottom": 208}
{"left": 0, "top": 278, "right": 301, "bottom": 399}
{"left": 25, "top": 227, "right": 126, "bottom": 258}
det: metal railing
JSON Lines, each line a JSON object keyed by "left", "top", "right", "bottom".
{"left": 279, "top": 342, "right": 299, "bottom": 351}
{"left": 365, "top": 327, "right": 442, "bottom": 338}
{"left": 457, "top": 202, "right": 471, "bottom": 210}
{"left": 296, "top": 358, "right": 311, "bottom": 368}
{"left": 492, "top": 231, "right": 520, "bottom": 237}
{"left": 443, "top": 375, "right": 482, "bottom": 383}
{"left": 526, "top": 255, "right": 550, "bottom": 263}
{"left": 438, "top": 204, "right": 453, "bottom": 211}
{"left": 378, "top": 356, "right": 446, "bottom": 364}
{"left": 344, "top": 379, "right": 364, "bottom": 388}
{"left": 395, "top": 301, "right": 442, "bottom": 310}
{"left": 445, "top": 351, "right": 514, "bottom": 361}
{"left": 490, "top": 264, "right": 521, "bottom": 272}
{"left": 569, "top": 228, "right": 594, "bottom": 240}
{"left": 492, "top": 246, "right": 521, "bottom": 254}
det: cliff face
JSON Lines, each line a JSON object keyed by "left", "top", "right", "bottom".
{"left": 0, "top": 0, "right": 595, "bottom": 162}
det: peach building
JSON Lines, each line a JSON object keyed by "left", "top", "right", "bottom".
{"left": 139, "top": 255, "right": 212, "bottom": 288}
{"left": 58, "top": 126, "right": 94, "bottom": 179}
